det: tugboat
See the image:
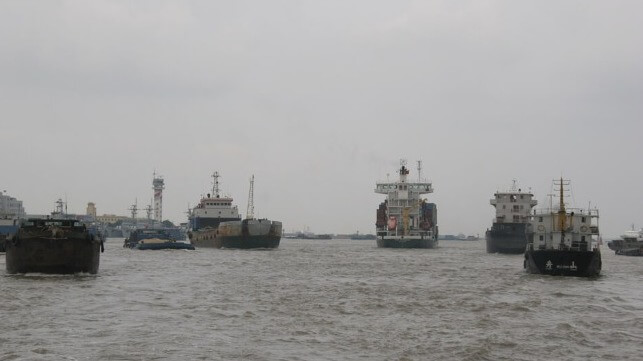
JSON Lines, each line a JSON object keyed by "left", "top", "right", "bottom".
{"left": 214, "top": 175, "right": 282, "bottom": 249}
{"left": 374, "top": 160, "right": 438, "bottom": 248}
{"left": 188, "top": 172, "right": 241, "bottom": 247}
{"left": 6, "top": 218, "right": 104, "bottom": 274}
{"left": 607, "top": 226, "right": 643, "bottom": 256}
{"left": 524, "top": 178, "right": 601, "bottom": 277}
{"left": 486, "top": 180, "right": 538, "bottom": 253}
{"left": 124, "top": 228, "right": 194, "bottom": 250}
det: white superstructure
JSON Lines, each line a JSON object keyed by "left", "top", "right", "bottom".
{"left": 528, "top": 179, "right": 599, "bottom": 252}
{"left": 375, "top": 160, "right": 437, "bottom": 246}
{"left": 490, "top": 181, "right": 537, "bottom": 224}
{"left": 190, "top": 172, "right": 240, "bottom": 231}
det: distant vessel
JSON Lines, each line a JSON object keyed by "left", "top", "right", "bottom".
{"left": 214, "top": 175, "right": 282, "bottom": 249}
{"left": 524, "top": 178, "right": 601, "bottom": 277}
{"left": 486, "top": 181, "right": 537, "bottom": 253}
{"left": 607, "top": 226, "right": 643, "bottom": 256}
{"left": 6, "top": 218, "right": 103, "bottom": 274}
{"left": 135, "top": 237, "right": 195, "bottom": 251}
{"left": 295, "top": 233, "right": 332, "bottom": 240}
{"left": 375, "top": 160, "right": 438, "bottom": 248}
{"left": 0, "top": 191, "right": 26, "bottom": 252}
{"left": 188, "top": 172, "right": 241, "bottom": 247}
{"left": 0, "top": 216, "right": 19, "bottom": 252}
{"left": 124, "top": 228, "right": 177, "bottom": 248}
{"left": 349, "top": 232, "right": 376, "bottom": 240}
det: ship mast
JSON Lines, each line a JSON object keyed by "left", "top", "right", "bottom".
{"left": 555, "top": 177, "right": 570, "bottom": 231}
{"left": 399, "top": 159, "right": 409, "bottom": 183}
{"left": 212, "top": 171, "right": 220, "bottom": 198}
{"left": 145, "top": 200, "right": 153, "bottom": 221}
{"left": 246, "top": 175, "right": 255, "bottom": 220}
{"left": 129, "top": 199, "right": 138, "bottom": 221}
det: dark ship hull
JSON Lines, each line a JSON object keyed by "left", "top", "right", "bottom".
{"left": 524, "top": 249, "right": 601, "bottom": 277}
{"left": 377, "top": 237, "right": 438, "bottom": 249}
{"left": 485, "top": 223, "right": 528, "bottom": 254}
{"left": 189, "top": 217, "right": 239, "bottom": 248}
{"left": 6, "top": 219, "right": 103, "bottom": 274}
{"left": 215, "top": 219, "right": 282, "bottom": 249}
{"left": 189, "top": 227, "right": 218, "bottom": 248}
{"left": 136, "top": 241, "right": 195, "bottom": 250}
{"left": 607, "top": 239, "right": 643, "bottom": 256}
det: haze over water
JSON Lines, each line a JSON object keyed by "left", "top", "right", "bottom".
{"left": 2, "top": 239, "right": 641, "bottom": 361}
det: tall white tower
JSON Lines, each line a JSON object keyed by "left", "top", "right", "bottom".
{"left": 153, "top": 172, "right": 165, "bottom": 223}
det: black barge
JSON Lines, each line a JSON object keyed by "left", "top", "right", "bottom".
{"left": 5, "top": 219, "right": 104, "bottom": 274}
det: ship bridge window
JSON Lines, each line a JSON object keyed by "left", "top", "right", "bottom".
{"left": 539, "top": 217, "right": 543, "bottom": 222}
{"left": 581, "top": 217, "right": 586, "bottom": 223}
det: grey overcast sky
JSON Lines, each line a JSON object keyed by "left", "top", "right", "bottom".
{"left": 1, "top": 1, "right": 642, "bottom": 237}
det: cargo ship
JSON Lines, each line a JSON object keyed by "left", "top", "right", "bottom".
{"left": 524, "top": 178, "right": 601, "bottom": 277}
{"left": 485, "top": 181, "right": 538, "bottom": 253}
{"left": 6, "top": 218, "right": 104, "bottom": 274}
{"left": 214, "top": 175, "right": 282, "bottom": 249}
{"left": 374, "top": 160, "right": 438, "bottom": 248}
{"left": 188, "top": 172, "right": 241, "bottom": 247}
{"left": 607, "top": 226, "right": 643, "bottom": 256}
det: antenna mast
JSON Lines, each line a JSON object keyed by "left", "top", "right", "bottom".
{"left": 246, "top": 175, "right": 255, "bottom": 220}
{"left": 417, "top": 160, "right": 422, "bottom": 182}
{"left": 145, "top": 200, "right": 153, "bottom": 221}
{"left": 129, "top": 199, "right": 138, "bottom": 220}
{"left": 212, "top": 171, "right": 220, "bottom": 198}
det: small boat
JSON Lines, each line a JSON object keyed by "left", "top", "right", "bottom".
{"left": 524, "top": 178, "right": 601, "bottom": 277}
{"left": 124, "top": 228, "right": 174, "bottom": 248}
{"left": 0, "top": 216, "right": 20, "bottom": 252}
{"left": 6, "top": 218, "right": 104, "bottom": 274}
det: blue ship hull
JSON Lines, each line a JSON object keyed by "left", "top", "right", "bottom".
{"left": 0, "top": 224, "right": 19, "bottom": 252}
